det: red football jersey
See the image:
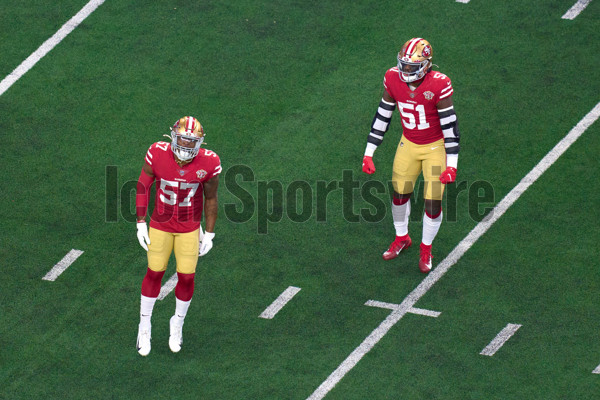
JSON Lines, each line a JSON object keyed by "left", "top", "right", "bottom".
{"left": 144, "top": 142, "right": 221, "bottom": 233}
{"left": 383, "top": 67, "right": 454, "bottom": 144}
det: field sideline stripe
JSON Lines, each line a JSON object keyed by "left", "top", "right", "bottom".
{"left": 307, "top": 101, "right": 600, "bottom": 399}
{"left": 259, "top": 286, "right": 301, "bottom": 319}
{"left": 562, "top": 0, "right": 592, "bottom": 20}
{"left": 0, "top": 0, "right": 106, "bottom": 97}
{"left": 42, "top": 249, "right": 84, "bottom": 281}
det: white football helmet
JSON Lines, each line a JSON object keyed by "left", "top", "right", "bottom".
{"left": 169, "top": 116, "right": 205, "bottom": 161}
{"left": 397, "top": 38, "right": 433, "bottom": 83}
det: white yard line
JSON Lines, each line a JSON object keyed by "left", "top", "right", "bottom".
{"left": 456, "top": 0, "right": 471, "bottom": 3}
{"left": 364, "top": 300, "right": 441, "bottom": 318}
{"left": 259, "top": 286, "right": 302, "bottom": 319}
{"left": 407, "top": 307, "right": 442, "bottom": 318}
{"left": 0, "top": 0, "right": 106, "bottom": 96}
{"left": 158, "top": 273, "right": 178, "bottom": 300}
{"left": 307, "top": 101, "right": 600, "bottom": 400}
{"left": 562, "top": 0, "right": 593, "bottom": 19}
{"left": 480, "top": 324, "right": 522, "bottom": 356}
{"left": 42, "top": 249, "right": 84, "bottom": 281}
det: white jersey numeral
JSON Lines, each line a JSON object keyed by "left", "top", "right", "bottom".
{"left": 178, "top": 182, "right": 199, "bottom": 206}
{"left": 159, "top": 179, "right": 199, "bottom": 207}
{"left": 398, "top": 102, "right": 430, "bottom": 130}
{"left": 156, "top": 141, "right": 169, "bottom": 151}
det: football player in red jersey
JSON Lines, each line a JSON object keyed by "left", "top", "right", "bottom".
{"left": 135, "top": 116, "right": 222, "bottom": 356}
{"left": 362, "top": 38, "right": 461, "bottom": 273}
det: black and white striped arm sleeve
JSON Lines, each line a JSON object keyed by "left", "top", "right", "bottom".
{"left": 365, "top": 98, "right": 396, "bottom": 156}
{"left": 438, "top": 105, "right": 460, "bottom": 168}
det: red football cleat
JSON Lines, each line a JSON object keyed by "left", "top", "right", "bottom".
{"left": 382, "top": 235, "right": 412, "bottom": 260}
{"left": 419, "top": 243, "right": 433, "bottom": 273}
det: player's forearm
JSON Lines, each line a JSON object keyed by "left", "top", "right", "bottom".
{"left": 136, "top": 170, "right": 155, "bottom": 221}
{"left": 438, "top": 105, "right": 460, "bottom": 168}
{"left": 203, "top": 197, "right": 218, "bottom": 232}
{"left": 366, "top": 98, "right": 396, "bottom": 156}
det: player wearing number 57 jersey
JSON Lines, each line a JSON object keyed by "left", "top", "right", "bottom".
{"left": 134, "top": 116, "right": 221, "bottom": 356}
{"left": 362, "top": 38, "right": 461, "bottom": 274}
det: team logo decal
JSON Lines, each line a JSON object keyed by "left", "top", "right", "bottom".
{"left": 196, "top": 169, "right": 207, "bottom": 179}
{"left": 179, "top": 170, "right": 185, "bottom": 176}
{"left": 422, "top": 45, "right": 432, "bottom": 58}
{"left": 423, "top": 91, "right": 434, "bottom": 100}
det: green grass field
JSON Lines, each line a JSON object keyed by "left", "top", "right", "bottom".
{"left": 1, "top": 0, "right": 599, "bottom": 399}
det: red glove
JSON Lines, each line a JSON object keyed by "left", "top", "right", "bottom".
{"left": 439, "top": 167, "right": 457, "bottom": 184}
{"left": 362, "top": 156, "right": 375, "bottom": 174}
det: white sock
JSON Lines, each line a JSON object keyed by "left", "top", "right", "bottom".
{"left": 422, "top": 211, "right": 442, "bottom": 246}
{"left": 174, "top": 297, "right": 192, "bottom": 324}
{"left": 140, "top": 295, "right": 157, "bottom": 328}
{"left": 392, "top": 201, "right": 411, "bottom": 236}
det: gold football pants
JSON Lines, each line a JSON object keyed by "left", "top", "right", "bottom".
{"left": 392, "top": 136, "right": 446, "bottom": 201}
{"left": 147, "top": 228, "right": 200, "bottom": 274}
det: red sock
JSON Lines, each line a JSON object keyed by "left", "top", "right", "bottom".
{"left": 425, "top": 209, "right": 442, "bottom": 219}
{"left": 175, "top": 272, "right": 195, "bottom": 302}
{"left": 393, "top": 195, "right": 410, "bottom": 206}
{"left": 141, "top": 268, "right": 165, "bottom": 298}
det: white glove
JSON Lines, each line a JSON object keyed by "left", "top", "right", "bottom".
{"left": 199, "top": 231, "right": 215, "bottom": 257}
{"left": 136, "top": 222, "right": 151, "bottom": 251}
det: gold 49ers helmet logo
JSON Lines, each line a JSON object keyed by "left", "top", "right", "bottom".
{"left": 422, "top": 45, "right": 432, "bottom": 58}
{"left": 196, "top": 169, "right": 207, "bottom": 179}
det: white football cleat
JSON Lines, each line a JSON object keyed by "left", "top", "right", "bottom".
{"left": 137, "top": 324, "right": 151, "bottom": 356}
{"left": 169, "top": 316, "right": 183, "bottom": 353}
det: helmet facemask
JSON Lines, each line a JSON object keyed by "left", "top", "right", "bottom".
{"left": 170, "top": 131, "right": 203, "bottom": 161}
{"left": 398, "top": 57, "right": 431, "bottom": 83}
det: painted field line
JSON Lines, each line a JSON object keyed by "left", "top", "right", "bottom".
{"left": 307, "top": 101, "right": 600, "bottom": 400}
{"left": 456, "top": 0, "right": 470, "bottom": 3}
{"left": 259, "top": 286, "right": 301, "bottom": 319}
{"left": 593, "top": 364, "right": 600, "bottom": 374}
{"left": 0, "top": 0, "right": 106, "bottom": 97}
{"left": 562, "top": 0, "right": 593, "bottom": 19}
{"left": 42, "top": 249, "right": 84, "bottom": 281}
{"left": 364, "top": 300, "right": 441, "bottom": 318}
{"left": 158, "top": 273, "right": 178, "bottom": 300}
{"left": 480, "top": 323, "right": 522, "bottom": 356}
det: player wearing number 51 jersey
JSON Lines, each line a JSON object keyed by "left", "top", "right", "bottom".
{"left": 362, "top": 38, "right": 461, "bottom": 274}
{"left": 134, "top": 116, "right": 221, "bottom": 356}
